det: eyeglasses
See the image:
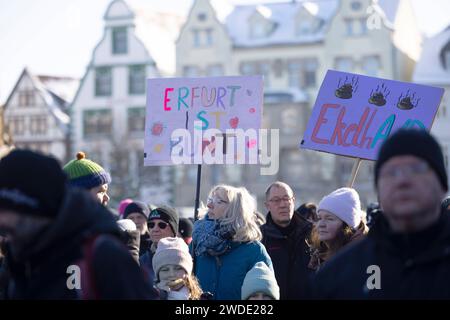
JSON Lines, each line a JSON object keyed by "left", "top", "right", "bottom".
{"left": 268, "top": 196, "right": 294, "bottom": 205}
{"left": 207, "top": 197, "right": 229, "bottom": 205}
{"left": 379, "top": 162, "right": 430, "bottom": 180}
{"left": 148, "top": 221, "right": 169, "bottom": 229}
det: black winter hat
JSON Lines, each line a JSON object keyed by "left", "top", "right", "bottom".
{"left": 148, "top": 206, "right": 179, "bottom": 236}
{"left": 178, "top": 217, "right": 193, "bottom": 238}
{"left": 0, "top": 149, "right": 67, "bottom": 217}
{"left": 123, "top": 201, "right": 150, "bottom": 220}
{"left": 375, "top": 129, "right": 448, "bottom": 192}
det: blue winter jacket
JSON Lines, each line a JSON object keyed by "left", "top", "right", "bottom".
{"left": 192, "top": 241, "right": 273, "bottom": 300}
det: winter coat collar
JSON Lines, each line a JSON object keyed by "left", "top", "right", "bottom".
{"left": 262, "top": 211, "right": 312, "bottom": 240}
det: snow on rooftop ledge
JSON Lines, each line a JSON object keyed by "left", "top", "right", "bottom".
{"left": 256, "top": 5, "right": 272, "bottom": 19}
{"left": 303, "top": 2, "right": 319, "bottom": 16}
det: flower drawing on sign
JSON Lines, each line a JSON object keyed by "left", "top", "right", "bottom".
{"left": 335, "top": 76, "right": 359, "bottom": 99}
{"left": 369, "top": 83, "right": 390, "bottom": 107}
{"left": 397, "top": 90, "right": 420, "bottom": 110}
{"left": 249, "top": 107, "right": 256, "bottom": 114}
{"left": 153, "top": 144, "right": 164, "bottom": 153}
{"left": 151, "top": 122, "right": 165, "bottom": 136}
{"left": 229, "top": 117, "right": 239, "bottom": 129}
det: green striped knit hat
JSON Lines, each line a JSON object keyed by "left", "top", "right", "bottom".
{"left": 63, "top": 152, "right": 111, "bottom": 190}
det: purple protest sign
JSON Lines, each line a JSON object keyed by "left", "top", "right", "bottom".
{"left": 144, "top": 76, "right": 263, "bottom": 166}
{"left": 300, "top": 70, "right": 444, "bottom": 160}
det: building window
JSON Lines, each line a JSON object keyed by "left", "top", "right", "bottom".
{"left": 10, "top": 117, "right": 25, "bottom": 135}
{"left": 197, "top": 13, "right": 207, "bottom": 22}
{"left": 351, "top": 1, "right": 362, "bottom": 11}
{"left": 304, "top": 59, "right": 318, "bottom": 87}
{"left": 296, "top": 20, "right": 312, "bottom": 36}
{"left": 335, "top": 57, "right": 353, "bottom": 72}
{"left": 281, "top": 108, "right": 298, "bottom": 134}
{"left": 345, "top": 19, "right": 366, "bottom": 36}
{"left": 183, "top": 66, "right": 200, "bottom": 77}
{"left": 112, "top": 27, "right": 127, "bottom": 54}
{"left": 95, "top": 67, "right": 112, "bottom": 96}
{"left": 240, "top": 61, "right": 270, "bottom": 87}
{"left": 83, "top": 109, "right": 112, "bottom": 138}
{"left": 206, "top": 64, "right": 223, "bottom": 76}
{"left": 129, "top": 65, "right": 146, "bottom": 95}
{"left": 128, "top": 107, "right": 146, "bottom": 133}
{"left": 288, "top": 58, "right": 318, "bottom": 88}
{"left": 30, "top": 116, "right": 47, "bottom": 135}
{"left": 205, "top": 28, "right": 213, "bottom": 46}
{"left": 18, "top": 90, "right": 35, "bottom": 106}
{"left": 250, "top": 20, "right": 268, "bottom": 39}
{"left": 192, "top": 29, "right": 201, "bottom": 47}
{"left": 362, "top": 56, "right": 380, "bottom": 76}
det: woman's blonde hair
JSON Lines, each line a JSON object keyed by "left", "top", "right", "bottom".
{"left": 185, "top": 274, "right": 203, "bottom": 300}
{"left": 209, "top": 184, "right": 262, "bottom": 242}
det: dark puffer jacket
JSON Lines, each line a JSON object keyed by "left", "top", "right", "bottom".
{"left": 312, "top": 211, "right": 450, "bottom": 299}
{"left": 261, "top": 212, "right": 313, "bottom": 299}
{"left": 3, "top": 188, "right": 157, "bottom": 300}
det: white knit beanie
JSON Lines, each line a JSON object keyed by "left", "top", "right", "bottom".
{"left": 241, "top": 262, "right": 280, "bottom": 300}
{"left": 317, "top": 187, "right": 362, "bottom": 229}
{"left": 152, "top": 237, "right": 193, "bottom": 279}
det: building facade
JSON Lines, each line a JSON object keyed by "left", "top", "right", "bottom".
{"left": 3, "top": 68, "right": 77, "bottom": 163}
{"left": 174, "top": 0, "right": 422, "bottom": 209}
{"left": 70, "top": 0, "right": 184, "bottom": 206}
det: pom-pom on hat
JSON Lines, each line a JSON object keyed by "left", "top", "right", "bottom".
{"left": 63, "top": 152, "right": 111, "bottom": 190}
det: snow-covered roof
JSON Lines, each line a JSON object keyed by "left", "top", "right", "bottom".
{"left": 225, "top": 0, "right": 338, "bottom": 47}
{"left": 37, "top": 75, "right": 79, "bottom": 104}
{"left": 224, "top": 0, "right": 400, "bottom": 48}
{"left": 29, "top": 72, "right": 72, "bottom": 133}
{"left": 413, "top": 26, "right": 450, "bottom": 85}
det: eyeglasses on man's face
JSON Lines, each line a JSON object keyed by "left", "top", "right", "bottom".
{"left": 268, "top": 196, "right": 294, "bottom": 205}
{"left": 379, "top": 161, "right": 430, "bottom": 180}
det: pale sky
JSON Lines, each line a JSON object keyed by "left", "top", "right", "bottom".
{"left": 1, "top": 0, "right": 450, "bottom": 104}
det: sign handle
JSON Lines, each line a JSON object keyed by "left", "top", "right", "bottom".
{"left": 194, "top": 164, "right": 202, "bottom": 221}
{"left": 347, "top": 158, "right": 362, "bottom": 188}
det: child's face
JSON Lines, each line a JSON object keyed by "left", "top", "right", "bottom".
{"left": 248, "top": 292, "right": 274, "bottom": 300}
{"left": 159, "top": 264, "right": 187, "bottom": 289}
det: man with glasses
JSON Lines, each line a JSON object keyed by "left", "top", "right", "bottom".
{"left": 313, "top": 129, "right": 450, "bottom": 299}
{"left": 261, "top": 181, "right": 313, "bottom": 299}
{"left": 139, "top": 206, "right": 179, "bottom": 286}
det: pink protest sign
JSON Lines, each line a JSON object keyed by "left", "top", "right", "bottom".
{"left": 300, "top": 70, "right": 444, "bottom": 160}
{"left": 144, "top": 76, "right": 263, "bottom": 165}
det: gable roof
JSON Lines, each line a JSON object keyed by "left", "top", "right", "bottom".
{"left": 3, "top": 68, "right": 76, "bottom": 133}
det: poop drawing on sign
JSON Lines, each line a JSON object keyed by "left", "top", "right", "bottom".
{"left": 397, "top": 90, "right": 420, "bottom": 110}
{"left": 369, "top": 83, "right": 390, "bottom": 106}
{"left": 335, "top": 76, "right": 359, "bottom": 99}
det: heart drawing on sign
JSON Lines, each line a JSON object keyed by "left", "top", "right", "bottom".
{"left": 229, "top": 117, "right": 239, "bottom": 129}
{"left": 247, "top": 139, "right": 257, "bottom": 149}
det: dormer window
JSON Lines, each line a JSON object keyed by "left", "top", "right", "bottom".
{"left": 112, "top": 27, "right": 127, "bottom": 54}
{"left": 248, "top": 6, "right": 275, "bottom": 39}
{"left": 295, "top": 5, "right": 321, "bottom": 36}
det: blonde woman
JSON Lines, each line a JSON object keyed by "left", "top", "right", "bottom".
{"left": 191, "top": 184, "right": 273, "bottom": 300}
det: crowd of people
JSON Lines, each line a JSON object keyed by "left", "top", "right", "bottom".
{"left": 0, "top": 128, "right": 450, "bottom": 299}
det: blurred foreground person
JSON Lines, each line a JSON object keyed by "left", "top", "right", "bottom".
{"left": 0, "top": 150, "right": 155, "bottom": 299}
{"left": 313, "top": 129, "right": 450, "bottom": 299}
